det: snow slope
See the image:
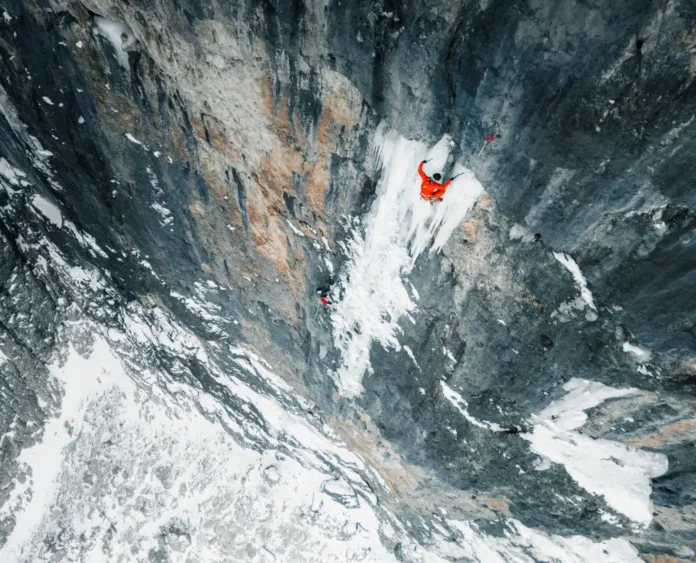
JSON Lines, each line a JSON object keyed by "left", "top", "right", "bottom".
{"left": 0, "top": 338, "right": 396, "bottom": 562}
{"left": 0, "top": 319, "right": 648, "bottom": 563}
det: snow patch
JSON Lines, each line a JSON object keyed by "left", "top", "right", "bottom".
{"left": 93, "top": 16, "right": 135, "bottom": 68}
{"left": 41, "top": 97, "right": 54, "bottom": 106}
{"left": 440, "top": 518, "right": 644, "bottom": 563}
{"left": 509, "top": 223, "right": 535, "bottom": 243}
{"left": 31, "top": 195, "right": 62, "bottom": 228}
{"left": 408, "top": 281, "right": 420, "bottom": 301}
{"left": 63, "top": 220, "right": 108, "bottom": 258}
{"left": 0, "top": 331, "right": 397, "bottom": 562}
{"left": 286, "top": 219, "right": 305, "bottom": 237}
{"left": 0, "top": 157, "right": 26, "bottom": 186}
{"left": 622, "top": 342, "right": 652, "bottom": 363}
{"left": 124, "top": 133, "right": 145, "bottom": 147}
{"left": 230, "top": 345, "right": 293, "bottom": 393}
{"left": 151, "top": 202, "right": 173, "bottom": 225}
{"left": 170, "top": 291, "right": 224, "bottom": 325}
{"left": 523, "top": 378, "right": 668, "bottom": 526}
{"left": 0, "top": 339, "right": 116, "bottom": 561}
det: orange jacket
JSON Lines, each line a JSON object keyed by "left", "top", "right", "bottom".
{"left": 418, "top": 161, "right": 452, "bottom": 200}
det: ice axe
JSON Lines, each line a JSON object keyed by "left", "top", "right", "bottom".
{"left": 477, "top": 132, "right": 500, "bottom": 159}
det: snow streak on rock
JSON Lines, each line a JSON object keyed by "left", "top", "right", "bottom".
{"left": 440, "top": 381, "right": 504, "bottom": 432}
{"left": 331, "top": 125, "right": 484, "bottom": 397}
{"left": 524, "top": 378, "right": 668, "bottom": 527}
{"left": 553, "top": 252, "right": 598, "bottom": 322}
{"left": 30, "top": 195, "right": 62, "bottom": 228}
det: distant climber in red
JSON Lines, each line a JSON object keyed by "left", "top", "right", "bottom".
{"left": 316, "top": 288, "right": 332, "bottom": 306}
{"left": 418, "top": 160, "right": 452, "bottom": 203}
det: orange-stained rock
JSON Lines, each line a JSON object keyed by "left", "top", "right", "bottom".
{"left": 629, "top": 419, "right": 696, "bottom": 448}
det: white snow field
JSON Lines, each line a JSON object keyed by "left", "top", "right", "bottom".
{"left": 330, "top": 124, "right": 484, "bottom": 397}
{"left": 0, "top": 317, "right": 648, "bottom": 563}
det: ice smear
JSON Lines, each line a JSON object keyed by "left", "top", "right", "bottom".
{"left": 286, "top": 218, "right": 305, "bottom": 237}
{"left": 509, "top": 223, "right": 535, "bottom": 242}
{"left": 622, "top": 342, "right": 652, "bottom": 363}
{"left": 403, "top": 345, "right": 420, "bottom": 370}
{"left": 524, "top": 378, "right": 668, "bottom": 526}
{"left": 553, "top": 252, "right": 596, "bottom": 311}
{"left": 124, "top": 133, "right": 145, "bottom": 147}
{"left": 31, "top": 195, "right": 62, "bottom": 228}
{"left": 93, "top": 16, "right": 135, "bottom": 68}
{"left": 331, "top": 125, "right": 484, "bottom": 396}
{"left": 151, "top": 202, "right": 173, "bottom": 225}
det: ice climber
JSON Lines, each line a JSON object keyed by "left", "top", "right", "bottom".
{"left": 418, "top": 159, "right": 453, "bottom": 203}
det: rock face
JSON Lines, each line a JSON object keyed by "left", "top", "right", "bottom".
{"left": 0, "top": 0, "right": 695, "bottom": 560}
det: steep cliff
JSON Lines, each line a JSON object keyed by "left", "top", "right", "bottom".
{"left": 0, "top": 0, "right": 695, "bottom": 561}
